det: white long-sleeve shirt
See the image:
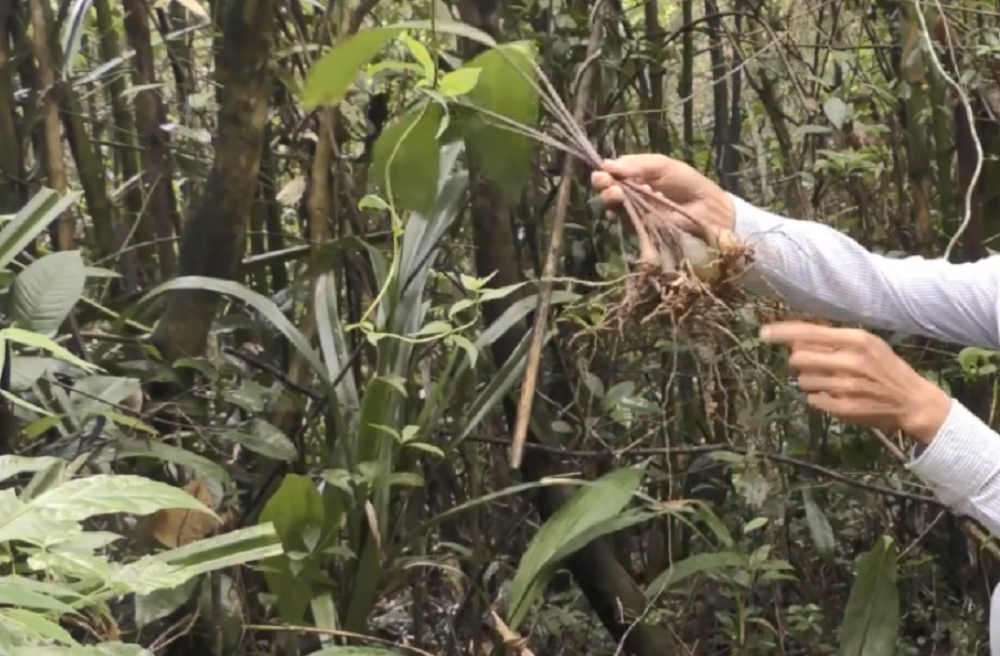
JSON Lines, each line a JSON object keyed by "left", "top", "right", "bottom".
{"left": 731, "top": 195, "right": 1000, "bottom": 652}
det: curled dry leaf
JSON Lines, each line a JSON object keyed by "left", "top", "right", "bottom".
{"left": 149, "top": 476, "right": 222, "bottom": 548}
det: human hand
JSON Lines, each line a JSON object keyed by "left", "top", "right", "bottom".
{"left": 590, "top": 154, "right": 736, "bottom": 233}
{"left": 761, "top": 321, "right": 952, "bottom": 444}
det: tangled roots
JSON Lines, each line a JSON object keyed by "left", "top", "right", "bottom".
{"left": 611, "top": 228, "right": 752, "bottom": 334}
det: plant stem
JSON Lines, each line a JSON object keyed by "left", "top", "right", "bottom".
{"left": 510, "top": 0, "right": 607, "bottom": 469}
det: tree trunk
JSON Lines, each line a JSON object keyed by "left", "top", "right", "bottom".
{"left": 152, "top": 0, "right": 277, "bottom": 360}
{"left": 123, "top": 0, "right": 180, "bottom": 282}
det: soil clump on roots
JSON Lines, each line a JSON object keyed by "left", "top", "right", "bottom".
{"left": 609, "top": 203, "right": 753, "bottom": 334}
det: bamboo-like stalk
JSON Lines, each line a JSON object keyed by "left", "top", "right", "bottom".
{"left": 508, "top": 2, "right": 608, "bottom": 469}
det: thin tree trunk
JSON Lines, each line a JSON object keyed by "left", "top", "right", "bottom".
{"left": 28, "top": 0, "right": 72, "bottom": 250}
{"left": 123, "top": 0, "right": 179, "bottom": 281}
{"left": 152, "top": 0, "right": 277, "bottom": 360}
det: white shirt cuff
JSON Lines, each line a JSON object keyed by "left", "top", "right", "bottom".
{"left": 908, "top": 399, "right": 1000, "bottom": 505}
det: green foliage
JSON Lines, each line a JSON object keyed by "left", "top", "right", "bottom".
{"left": 302, "top": 23, "right": 541, "bottom": 210}
{"left": 460, "top": 41, "right": 540, "bottom": 200}
{"left": 838, "top": 536, "right": 900, "bottom": 656}
{"left": 0, "top": 457, "right": 282, "bottom": 651}
{"left": 506, "top": 465, "right": 646, "bottom": 626}
{"left": 371, "top": 103, "right": 445, "bottom": 214}
{"left": 10, "top": 251, "right": 86, "bottom": 335}
{"left": 258, "top": 473, "right": 332, "bottom": 625}
{"left": 301, "top": 21, "right": 497, "bottom": 109}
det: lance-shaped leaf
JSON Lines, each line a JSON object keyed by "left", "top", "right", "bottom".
{"left": 838, "top": 535, "right": 899, "bottom": 656}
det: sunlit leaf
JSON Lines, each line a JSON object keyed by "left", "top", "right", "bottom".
{"left": 0, "top": 456, "right": 62, "bottom": 486}
{"left": 802, "top": 489, "right": 836, "bottom": 556}
{"left": 28, "top": 475, "right": 216, "bottom": 523}
{"left": 0, "top": 189, "right": 80, "bottom": 272}
{"left": 10, "top": 251, "right": 86, "bottom": 336}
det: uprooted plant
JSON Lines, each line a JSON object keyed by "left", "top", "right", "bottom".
{"left": 301, "top": 19, "right": 751, "bottom": 326}
{"left": 301, "top": 19, "right": 756, "bottom": 467}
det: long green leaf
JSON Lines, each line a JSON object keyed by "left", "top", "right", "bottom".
{"left": 28, "top": 475, "right": 215, "bottom": 522}
{"left": 0, "top": 456, "right": 62, "bottom": 486}
{"left": 507, "top": 465, "right": 646, "bottom": 626}
{"left": 644, "top": 551, "right": 748, "bottom": 598}
{"left": 315, "top": 273, "right": 359, "bottom": 413}
{"left": 155, "top": 523, "right": 284, "bottom": 579}
{"left": 138, "top": 277, "right": 328, "bottom": 385}
{"left": 452, "top": 328, "right": 534, "bottom": 444}
{"left": 0, "top": 189, "right": 80, "bottom": 272}
{"left": 837, "top": 536, "right": 900, "bottom": 656}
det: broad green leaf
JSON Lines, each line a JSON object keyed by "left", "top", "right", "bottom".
{"left": 110, "top": 557, "right": 189, "bottom": 595}
{"left": 10, "top": 251, "right": 86, "bottom": 335}
{"left": 139, "top": 277, "right": 328, "bottom": 385}
{"left": 0, "top": 189, "right": 80, "bottom": 272}
{"left": 460, "top": 41, "right": 539, "bottom": 200}
{"left": 802, "top": 489, "right": 836, "bottom": 556}
{"left": 28, "top": 474, "right": 216, "bottom": 522}
{"left": 645, "top": 551, "right": 748, "bottom": 597}
{"left": 371, "top": 103, "right": 444, "bottom": 215}
{"left": 302, "top": 28, "right": 401, "bottom": 108}
{"left": 0, "top": 456, "right": 62, "bottom": 485}
{"left": 258, "top": 474, "right": 326, "bottom": 625}
{"left": 302, "top": 22, "right": 496, "bottom": 109}
{"left": 9, "top": 357, "right": 50, "bottom": 391}
{"left": 507, "top": 465, "right": 645, "bottom": 626}
{"left": 837, "top": 536, "right": 899, "bottom": 656}
{"left": 447, "top": 334, "right": 478, "bottom": 367}
{"left": 225, "top": 419, "right": 297, "bottom": 462}
{"left": 957, "top": 346, "right": 996, "bottom": 376}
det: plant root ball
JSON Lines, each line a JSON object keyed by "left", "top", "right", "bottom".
{"left": 614, "top": 228, "right": 751, "bottom": 331}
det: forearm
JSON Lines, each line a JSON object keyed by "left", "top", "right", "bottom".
{"left": 730, "top": 194, "right": 1000, "bottom": 348}
{"left": 909, "top": 400, "right": 1000, "bottom": 539}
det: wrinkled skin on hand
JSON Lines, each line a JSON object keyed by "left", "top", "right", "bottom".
{"left": 590, "top": 155, "right": 736, "bottom": 235}
{"left": 761, "top": 321, "right": 952, "bottom": 444}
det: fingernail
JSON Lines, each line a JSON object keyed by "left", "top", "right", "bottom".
{"left": 759, "top": 327, "right": 773, "bottom": 339}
